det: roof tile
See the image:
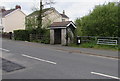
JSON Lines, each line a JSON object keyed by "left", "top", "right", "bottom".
{"left": 2, "top": 9, "right": 16, "bottom": 17}
{"left": 60, "top": 14, "right": 69, "bottom": 18}
{"left": 50, "top": 21, "right": 72, "bottom": 27}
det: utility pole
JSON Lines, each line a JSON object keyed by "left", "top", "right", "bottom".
{"left": 37, "top": 0, "right": 43, "bottom": 29}
{"left": 37, "top": 0, "right": 55, "bottom": 30}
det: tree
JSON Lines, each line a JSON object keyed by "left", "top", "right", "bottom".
{"left": 75, "top": 18, "right": 82, "bottom": 36}
{"left": 26, "top": 0, "right": 55, "bottom": 35}
{"left": 75, "top": 2, "right": 119, "bottom": 37}
{"left": 37, "top": 0, "right": 43, "bottom": 29}
{"left": 37, "top": 0, "right": 55, "bottom": 28}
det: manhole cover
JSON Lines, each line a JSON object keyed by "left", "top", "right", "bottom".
{"left": 2, "top": 58, "right": 25, "bottom": 72}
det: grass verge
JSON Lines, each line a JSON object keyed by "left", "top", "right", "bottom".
{"left": 68, "top": 42, "right": 119, "bottom": 51}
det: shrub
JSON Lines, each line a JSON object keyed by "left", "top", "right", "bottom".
{"left": 40, "top": 36, "right": 50, "bottom": 44}
{"left": 14, "top": 30, "right": 30, "bottom": 41}
{"left": 14, "top": 28, "right": 50, "bottom": 44}
{"left": 40, "top": 29, "right": 50, "bottom": 44}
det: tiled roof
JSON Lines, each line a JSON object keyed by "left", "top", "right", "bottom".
{"left": 60, "top": 14, "right": 69, "bottom": 18}
{"left": 50, "top": 21, "right": 72, "bottom": 27}
{"left": 27, "top": 8, "right": 51, "bottom": 17}
{"left": 27, "top": 8, "right": 69, "bottom": 19}
{"left": 2, "top": 9, "right": 16, "bottom": 17}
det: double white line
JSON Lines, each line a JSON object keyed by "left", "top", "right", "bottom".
{"left": 22, "top": 54, "right": 57, "bottom": 65}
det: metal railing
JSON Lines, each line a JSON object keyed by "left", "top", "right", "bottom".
{"left": 77, "top": 36, "right": 119, "bottom": 45}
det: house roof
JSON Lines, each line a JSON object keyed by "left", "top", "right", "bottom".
{"left": 1, "top": 8, "right": 26, "bottom": 18}
{"left": 2, "top": 9, "right": 16, "bottom": 17}
{"left": 27, "top": 8, "right": 51, "bottom": 17}
{"left": 50, "top": 21, "right": 76, "bottom": 29}
{"left": 60, "top": 14, "right": 69, "bottom": 18}
{"left": 27, "top": 7, "right": 69, "bottom": 18}
{"left": 50, "top": 21, "right": 71, "bottom": 27}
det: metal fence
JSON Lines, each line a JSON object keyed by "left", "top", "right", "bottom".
{"left": 77, "top": 36, "right": 119, "bottom": 45}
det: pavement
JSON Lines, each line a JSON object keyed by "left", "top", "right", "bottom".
{"left": 51, "top": 45, "right": 119, "bottom": 59}
{"left": 1, "top": 38, "right": 119, "bottom": 79}
{"left": 5, "top": 39, "right": 119, "bottom": 59}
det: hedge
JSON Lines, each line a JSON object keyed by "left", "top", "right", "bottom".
{"left": 14, "top": 29, "right": 50, "bottom": 44}
{"left": 14, "top": 30, "right": 30, "bottom": 41}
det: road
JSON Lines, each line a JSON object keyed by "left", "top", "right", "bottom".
{"left": 1, "top": 38, "right": 119, "bottom": 79}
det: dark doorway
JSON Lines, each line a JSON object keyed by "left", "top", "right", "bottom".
{"left": 54, "top": 29, "right": 61, "bottom": 44}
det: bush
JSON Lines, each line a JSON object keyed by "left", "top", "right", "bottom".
{"left": 14, "top": 28, "right": 50, "bottom": 44}
{"left": 75, "top": 2, "right": 119, "bottom": 37}
{"left": 14, "top": 30, "right": 30, "bottom": 41}
{"left": 40, "top": 29, "right": 50, "bottom": 44}
{"left": 40, "top": 36, "right": 50, "bottom": 44}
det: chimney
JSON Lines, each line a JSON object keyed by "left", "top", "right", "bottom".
{"left": 63, "top": 10, "right": 65, "bottom": 15}
{"left": 15, "top": 5, "right": 21, "bottom": 9}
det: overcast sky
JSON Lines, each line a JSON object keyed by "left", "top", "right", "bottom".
{"left": 0, "top": 0, "right": 119, "bottom": 21}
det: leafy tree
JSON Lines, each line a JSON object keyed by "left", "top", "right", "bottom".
{"left": 75, "top": 18, "right": 82, "bottom": 36}
{"left": 75, "top": 2, "right": 119, "bottom": 37}
{"left": 25, "top": 17, "right": 37, "bottom": 30}
{"left": 25, "top": 0, "right": 55, "bottom": 36}
{"left": 37, "top": 0, "right": 55, "bottom": 28}
{"left": 37, "top": 0, "right": 43, "bottom": 30}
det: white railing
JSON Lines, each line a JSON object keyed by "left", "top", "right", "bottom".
{"left": 97, "top": 39, "right": 118, "bottom": 45}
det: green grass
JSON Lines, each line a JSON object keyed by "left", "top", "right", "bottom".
{"left": 30, "top": 39, "right": 50, "bottom": 44}
{"left": 30, "top": 39, "right": 41, "bottom": 43}
{"left": 68, "top": 42, "right": 119, "bottom": 51}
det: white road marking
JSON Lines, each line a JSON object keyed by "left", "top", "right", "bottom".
{"left": 0, "top": 48, "right": 10, "bottom": 52}
{"left": 22, "top": 54, "right": 57, "bottom": 65}
{"left": 91, "top": 72, "right": 120, "bottom": 80}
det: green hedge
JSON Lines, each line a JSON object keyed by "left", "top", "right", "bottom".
{"left": 14, "top": 30, "right": 30, "bottom": 41}
{"left": 14, "top": 29, "right": 50, "bottom": 44}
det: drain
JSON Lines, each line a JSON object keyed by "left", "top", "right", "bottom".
{"left": 2, "top": 58, "right": 25, "bottom": 72}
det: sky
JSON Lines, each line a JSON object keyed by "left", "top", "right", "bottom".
{"left": 0, "top": 0, "right": 119, "bottom": 21}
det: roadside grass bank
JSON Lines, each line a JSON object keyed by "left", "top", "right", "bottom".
{"left": 29, "top": 39, "right": 50, "bottom": 44}
{"left": 68, "top": 42, "right": 119, "bottom": 51}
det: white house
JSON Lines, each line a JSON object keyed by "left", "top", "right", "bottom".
{"left": 0, "top": 7, "right": 3, "bottom": 33}
{"left": 26, "top": 7, "right": 76, "bottom": 45}
{"left": 26, "top": 7, "right": 69, "bottom": 29}
{"left": 1, "top": 5, "right": 26, "bottom": 33}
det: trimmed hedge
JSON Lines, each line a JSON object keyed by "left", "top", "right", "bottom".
{"left": 14, "top": 29, "right": 50, "bottom": 44}
{"left": 14, "top": 30, "right": 30, "bottom": 41}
